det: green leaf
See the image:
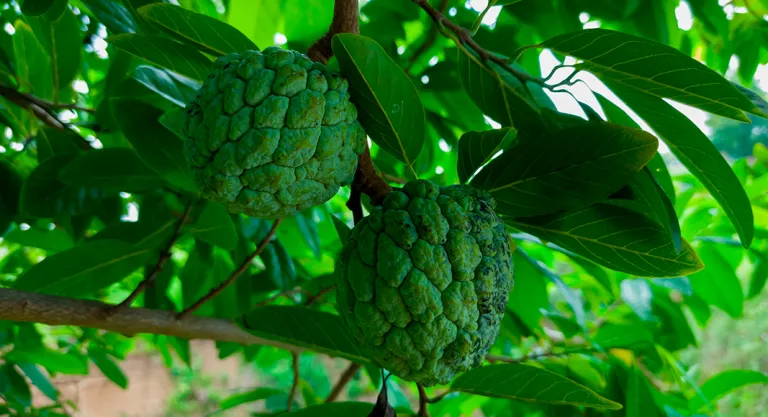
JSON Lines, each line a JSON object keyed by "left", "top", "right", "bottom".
{"left": 688, "top": 243, "right": 744, "bottom": 318}
{"left": 0, "top": 160, "right": 22, "bottom": 234}
{"left": 19, "top": 155, "right": 98, "bottom": 218}
{"left": 3, "top": 226, "right": 74, "bottom": 252}
{"left": 593, "top": 324, "right": 654, "bottom": 348}
{"left": 226, "top": 0, "right": 281, "bottom": 50}
{"left": 43, "top": 0, "right": 68, "bottom": 21}
{"left": 472, "top": 122, "right": 658, "bottom": 218}
{"left": 626, "top": 365, "right": 663, "bottom": 417}
{"left": 451, "top": 363, "right": 622, "bottom": 409}
{"left": 111, "top": 98, "right": 198, "bottom": 193}
{"left": 5, "top": 347, "right": 88, "bottom": 374}
{"left": 190, "top": 201, "right": 238, "bottom": 250}
{"left": 331, "top": 214, "right": 351, "bottom": 243}
{"left": 91, "top": 217, "right": 176, "bottom": 250}
{"left": 13, "top": 239, "right": 154, "bottom": 297}
{"left": 59, "top": 148, "right": 166, "bottom": 192}
{"left": 540, "top": 28, "right": 762, "bottom": 121}
{"left": 258, "top": 240, "right": 297, "bottom": 290}
{"left": 294, "top": 212, "right": 321, "bottom": 259}
{"left": 108, "top": 33, "right": 213, "bottom": 81}
{"left": 505, "top": 251, "right": 548, "bottom": 331}
{"left": 457, "top": 127, "right": 517, "bottom": 184}
{"left": 132, "top": 65, "right": 201, "bottom": 108}
{"left": 80, "top": 0, "right": 137, "bottom": 34}
{"left": 239, "top": 306, "right": 371, "bottom": 364}
{"left": 731, "top": 82, "right": 768, "bottom": 116}
{"left": 28, "top": 8, "right": 83, "bottom": 99}
{"left": 606, "top": 81, "right": 754, "bottom": 247}
{"left": 88, "top": 346, "right": 128, "bottom": 389}
{"left": 0, "top": 364, "right": 31, "bottom": 408}
{"left": 138, "top": 3, "right": 258, "bottom": 56}
{"left": 16, "top": 363, "right": 57, "bottom": 401}
{"left": 36, "top": 127, "right": 85, "bottom": 163}
{"left": 13, "top": 20, "right": 52, "bottom": 100}
{"left": 332, "top": 33, "right": 425, "bottom": 178}
{"left": 220, "top": 387, "right": 284, "bottom": 411}
{"left": 277, "top": 402, "right": 375, "bottom": 416}
{"left": 509, "top": 203, "right": 703, "bottom": 277}
{"left": 21, "top": 0, "right": 58, "bottom": 16}
{"left": 688, "top": 370, "right": 768, "bottom": 412}
{"left": 457, "top": 48, "right": 544, "bottom": 133}
{"left": 747, "top": 252, "right": 768, "bottom": 299}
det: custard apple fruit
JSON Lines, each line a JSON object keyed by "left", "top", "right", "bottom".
{"left": 335, "top": 179, "right": 514, "bottom": 386}
{"left": 182, "top": 46, "right": 367, "bottom": 219}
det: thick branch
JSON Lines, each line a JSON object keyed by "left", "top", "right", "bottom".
{"left": 325, "top": 363, "right": 361, "bottom": 402}
{"left": 307, "top": 0, "right": 360, "bottom": 63}
{"left": 347, "top": 146, "right": 393, "bottom": 223}
{"left": 417, "top": 384, "right": 431, "bottom": 417}
{"left": 177, "top": 219, "right": 282, "bottom": 319}
{"left": 0, "top": 288, "right": 300, "bottom": 352}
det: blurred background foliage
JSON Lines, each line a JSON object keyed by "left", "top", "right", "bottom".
{"left": 0, "top": 0, "right": 767, "bottom": 416}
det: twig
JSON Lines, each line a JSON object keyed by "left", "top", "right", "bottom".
{"left": 287, "top": 352, "right": 301, "bottom": 411}
{"left": 176, "top": 219, "right": 282, "bottom": 319}
{"left": 325, "top": 363, "right": 361, "bottom": 402}
{"left": 110, "top": 202, "right": 193, "bottom": 313}
{"left": 305, "top": 286, "right": 335, "bottom": 306}
{"left": 485, "top": 345, "right": 603, "bottom": 364}
{"left": 410, "top": 0, "right": 546, "bottom": 87}
{"left": 417, "top": 384, "right": 430, "bottom": 417}
{"left": 406, "top": 0, "right": 449, "bottom": 74}
{"left": 470, "top": 0, "right": 498, "bottom": 35}
{"left": 307, "top": 0, "right": 360, "bottom": 63}
{"left": 426, "top": 390, "right": 451, "bottom": 404}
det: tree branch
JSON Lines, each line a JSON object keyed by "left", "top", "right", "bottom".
{"left": 307, "top": 0, "right": 360, "bottom": 63}
{"left": 0, "top": 288, "right": 300, "bottom": 352}
{"left": 325, "top": 362, "right": 361, "bottom": 402}
{"left": 287, "top": 352, "right": 301, "bottom": 411}
{"left": 176, "top": 219, "right": 282, "bottom": 319}
{"left": 485, "top": 345, "right": 603, "bottom": 364}
{"left": 417, "top": 384, "right": 431, "bottom": 417}
{"left": 347, "top": 146, "right": 392, "bottom": 223}
{"left": 405, "top": 0, "right": 449, "bottom": 75}
{"left": 111, "top": 202, "right": 193, "bottom": 312}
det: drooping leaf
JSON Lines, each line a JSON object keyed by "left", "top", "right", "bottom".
{"left": 509, "top": 203, "right": 703, "bottom": 277}
{"left": 16, "top": 363, "right": 57, "bottom": 401}
{"left": 688, "top": 370, "right": 768, "bottom": 412}
{"left": 138, "top": 3, "right": 258, "bottom": 56}
{"left": 457, "top": 127, "right": 517, "bottom": 184}
{"left": 472, "top": 122, "right": 658, "bottom": 218}
{"left": 111, "top": 98, "right": 198, "bottom": 193}
{"left": 332, "top": 33, "right": 425, "bottom": 178}
{"left": 606, "top": 81, "right": 754, "bottom": 247}
{"left": 108, "top": 33, "right": 213, "bottom": 81}
{"left": 190, "top": 201, "right": 238, "bottom": 250}
{"left": 58, "top": 148, "right": 166, "bottom": 192}
{"left": 239, "top": 306, "right": 371, "bottom": 364}
{"left": 688, "top": 243, "right": 744, "bottom": 318}
{"left": 220, "top": 387, "right": 285, "bottom": 411}
{"left": 88, "top": 346, "right": 128, "bottom": 389}
{"left": 450, "top": 363, "right": 622, "bottom": 409}
{"left": 13, "top": 239, "right": 154, "bottom": 297}
{"left": 540, "top": 28, "right": 763, "bottom": 121}
{"left": 457, "top": 48, "right": 545, "bottom": 133}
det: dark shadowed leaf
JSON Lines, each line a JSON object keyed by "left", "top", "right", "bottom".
{"left": 457, "top": 48, "right": 544, "bottom": 133}
{"left": 91, "top": 217, "right": 176, "bottom": 251}
{"left": 457, "top": 127, "right": 517, "bottom": 184}
{"left": 21, "top": 0, "right": 57, "bottom": 16}
{"left": 1, "top": 364, "right": 31, "bottom": 408}
{"left": 139, "top": 3, "right": 258, "bottom": 55}
{"left": 258, "top": 240, "right": 297, "bottom": 290}
{"left": 688, "top": 243, "right": 743, "bottom": 318}
{"left": 606, "top": 81, "right": 754, "bottom": 247}
{"left": 0, "top": 160, "right": 22, "bottom": 234}
{"left": 509, "top": 203, "right": 703, "bottom": 277}
{"left": 109, "top": 33, "right": 213, "bottom": 81}
{"left": 540, "top": 28, "right": 762, "bottom": 121}
{"left": 731, "top": 82, "right": 768, "bottom": 115}
{"left": 688, "top": 370, "right": 768, "bottom": 412}
{"left": 132, "top": 65, "right": 201, "bottom": 108}
{"left": 36, "top": 127, "right": 85, "bottom": 163}
{"left": 332, "top": 33, "right": 425, "bottom": 178}
{"left": 13, "top": 239, "right": 154, "bottom": 297}
{"left": 88, "top": 346, "right": 128, "bottom": 389}
{"left": 626, "top": 365, "right": 663, "bottom": 417}
{"left": 277, "top": 402, "right": 376, "bottom": 416}
{"left": 111, "top": 98, "right": 198, "bottom": 193}
{"left": 331, "top": 214, "right": 351, "bottom": 243}
{"left": 189, "top": 201, "right": 238, "bottom": 250}
{"left": 18, "top": 155, "right": 96, "bottom": 218}
{"left": 518, "top": 248, "right": 586, "bottom": 327}
{"left": 472, "top": 122, "right": 658, "bottom": 218}
{"left": 451, "top": 363, "right": 622, "bottom": 409}
{"left": 80, "top": 0, "right": 137, "bottom": 34}
{"left": 59, "top": 148, "right": 166, "bottom": 193}
{"left": 17, "top": 363, "right": 57, "bottom": 401}
{"left": 239, "top": 306, "right": 371, "bottom": 364}
{"left": 220, "top": 387, "right": 285, "bottom": 410}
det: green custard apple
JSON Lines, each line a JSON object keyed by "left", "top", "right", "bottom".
{"left": 182, "top": 46, "right": 367, "bottom": 219}
{"left": 335, "top": 179, "right": 514, "bottom": 386}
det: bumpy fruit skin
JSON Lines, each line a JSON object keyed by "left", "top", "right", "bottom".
{"left": 335, "top": 179, "right": 514, "bottom": 386}
{"left": 182, "top": 46, "right": 367, "bottom": 219}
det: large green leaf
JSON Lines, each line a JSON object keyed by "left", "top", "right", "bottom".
{"left": 457, "top": 127, "right": 517, "bottom": 184}
{"left": 457, "top": 48, "right": 545, "bottom": 133}
{"left": 450, "top": 363, "right": 622, "bottom": 409}
{"left": 471, "top": 122, "right": 658, "bottom": 218}
{"left": 3, "top": 226, "right": 74, "bottom": 252}
{"left": 239, "top": 306, "right": 371, "bottom": 364}
{"left": 257, "top": 240, "right": 297, "bottom": 290}
{"left": 509, "top": 203, "right": 703, "bottom": 277}
{"left": 278, "top": 402, "right": 375, "bottom": 416}
{"left": 80, "top": 0, "right": 137, "bottom": 34}
{"left": 540, "top": 28, "right": 763, "bottom": 121}
{"left": 13, "top": 21, "right": 52, "bottom": 100}
{"left": 607, "top": 81, "right": 754, "bottom": 247}
{"left": 111, "top": 98, "right": 198, "bottom": 193}
{"left": 5, "top": 347, "right": 89, "bottom": 375}
{"left": 58, "top": 148, "right": 166, "bottom": 193}
{"left": 108, "top": 33, "right": 213, "bottom": 81}
{"left": 21, "top": 0, "right": 58, "bottom": 16}
{"left": 688, "top": 370, "right": 768, "bottom": 412}
{"left": 88, "top": 346, "right": 128, "bottom": 389}
{"left": 18, "top": 155, "right": 101, "bottom": 219}
{"left": 138, "top": 3, "right": 258, "bottom": 56}
{"left": 27, "top": 8, "right": 83, "bottom": 99}
{"left": 688, "top": 243, "right": 744, "bottom": 318}
{"left": 13, "top": 239, "right": 154, "bottom": 297}
{"left": 188, "top": 201, "right": 238, "bottom": 250}
{"left": 132, "top": 65, "right": 200, "bottom": 108}
{"left": 332, "top": 33, "right": 425, "bottom": 178}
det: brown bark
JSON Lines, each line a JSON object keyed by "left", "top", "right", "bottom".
{"left": 307, "top": 0, "right": 360, "bottom": 63}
